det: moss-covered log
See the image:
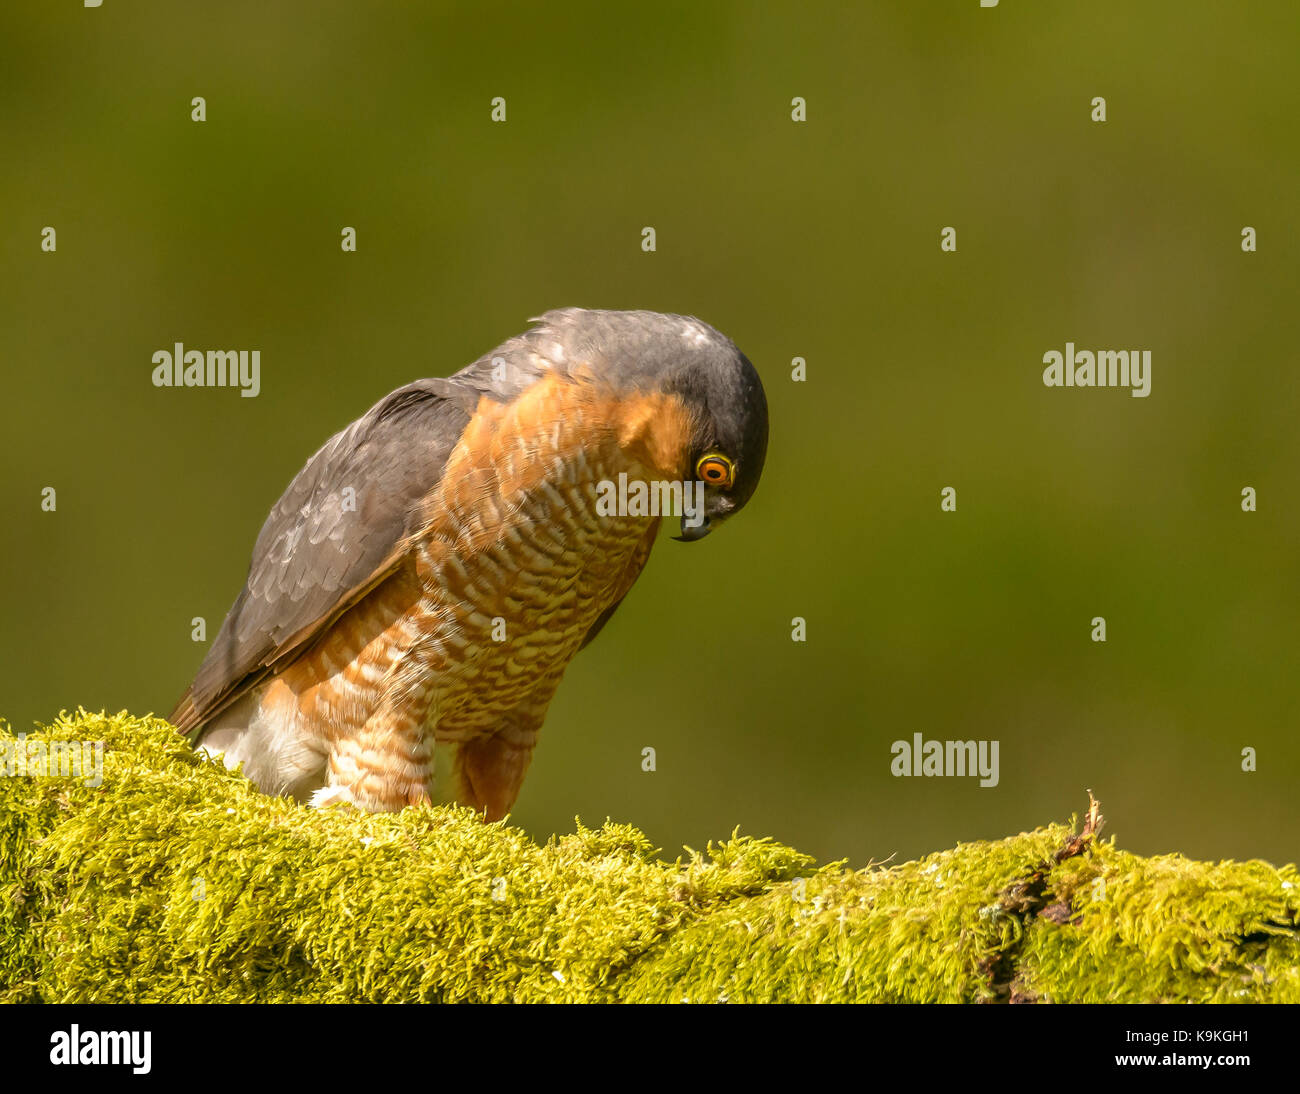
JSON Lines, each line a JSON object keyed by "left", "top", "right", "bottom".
{"left": 1, "top": 711, "right": 1297, "bottom": 1003}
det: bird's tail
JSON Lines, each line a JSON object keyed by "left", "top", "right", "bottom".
{"left": 168, "top": 687, "right": 205, "bottom": 738}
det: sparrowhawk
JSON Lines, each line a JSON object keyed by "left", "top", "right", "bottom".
{"left": 170, "top": 308, "right": 768, "bottom": 819}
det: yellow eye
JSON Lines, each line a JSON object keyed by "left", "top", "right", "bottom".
{"left": 696, "top": 454, "right": 734, "bottom": 488}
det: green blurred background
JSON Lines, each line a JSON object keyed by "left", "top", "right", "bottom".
{"left": 2, "top": 2, "right": 1297, "bottom": 868}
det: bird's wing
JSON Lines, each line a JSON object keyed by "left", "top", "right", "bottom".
{"left": 170, "top": 378, "right": 480, "bottom": 736}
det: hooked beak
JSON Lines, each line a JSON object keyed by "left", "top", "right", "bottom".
{"left": 673, "top": 515, "right": 713, "bottom": 542}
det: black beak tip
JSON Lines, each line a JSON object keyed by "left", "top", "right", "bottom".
{"left": 673, "top": 517, "right": 712, "bottom": 542}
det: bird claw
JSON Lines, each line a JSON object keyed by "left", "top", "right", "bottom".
{"left": 308, "top": 784, "right": 359, "bottom": 809}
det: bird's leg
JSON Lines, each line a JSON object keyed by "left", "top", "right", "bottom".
{"left": 312, "top": 702, "right": 434, "bottom": 812}
{"left": 448, "top": 724, "right": 539, "bottom": 822}
{"left": 444, "top": 685, "right": 554, "bottom": 821}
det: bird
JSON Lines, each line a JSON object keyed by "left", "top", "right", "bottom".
{"left": 169, "top": 308, "right": 768, "bottom": 819}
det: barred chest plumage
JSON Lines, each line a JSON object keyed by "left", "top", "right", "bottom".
{"left": 409, "top": 428, "right": 661, "bottom": 746}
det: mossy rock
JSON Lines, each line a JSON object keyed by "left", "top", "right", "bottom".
{"left": 1, "top": 711, "right": 1296, "bottom": 1002}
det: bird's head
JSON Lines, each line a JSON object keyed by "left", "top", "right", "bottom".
{"left": 469, "top": 308, "right": 768, "bottom": 541}
{"left": 526, "top": 308, "right": 768, "bottom": 541}
{"left": 660, "top": 325, "right": 768, "bottom": 543}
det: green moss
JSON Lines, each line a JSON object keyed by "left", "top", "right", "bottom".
{"left": 1, "top": 711, "right": 1296, "bottom": 1002}
{"left": 1018, "top": 850, "right": 1300, "bottom": 1002}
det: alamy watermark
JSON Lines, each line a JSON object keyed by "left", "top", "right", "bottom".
{"left": 891, "top": 733, "right": 999, "bottom": 787}
{"left": 49, "top": 1025, "right": 150, "bottom": 1075}
{"left": 1042, "top": 343, "right": 1151, "bottom": 398}
{"left": 151, "top": 343, "right": 260, "bottom": 397}
{"left": 595, "top": 473, "right": 705, "bottom": 530}
{"left": 0, "top": 733, "right": 103, "bottom": 787}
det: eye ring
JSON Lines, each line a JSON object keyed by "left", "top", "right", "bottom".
{"left": 696, "top": 453, "right": 734, "bottom": 488}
